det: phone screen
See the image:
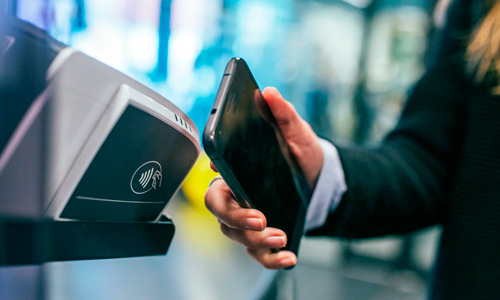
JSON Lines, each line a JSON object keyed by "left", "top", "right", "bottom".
{"left": 206, "top": 58, "right": 310, "bottom": 253}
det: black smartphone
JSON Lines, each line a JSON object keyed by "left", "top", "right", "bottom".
{"left": 203, "top": 57, "right": 311, "bottom": 257}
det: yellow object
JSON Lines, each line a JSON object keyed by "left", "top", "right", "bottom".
{"left": 176, "top": 201, "right": 232, "bottom": 255}
{"left": 178, "top": 152, "right": 231, "bottom": 254}
{"left": 182, "top": 152, "right": 219, "bottom": 213}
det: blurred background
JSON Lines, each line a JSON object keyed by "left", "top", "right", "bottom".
{"left": 1, "top": 0, "right": 445, "bottom": 299}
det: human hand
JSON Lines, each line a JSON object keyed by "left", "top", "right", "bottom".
{"left": 262, "top": 87, "right": 324, "bottom": 188}
{"left": 204, "top": 87, "right": 324, "bottom": 269}
{"left": 205, "top": 177, "right": 298, "bottom": 269}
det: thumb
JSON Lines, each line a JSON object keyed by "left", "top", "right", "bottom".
{"left": 262, "top": 87, "right": 324, "bottom": 188}
{"left": 262, "top": 87, "right": 302, "bottom": 137}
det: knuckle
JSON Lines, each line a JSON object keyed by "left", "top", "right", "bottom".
{"left": 238, "top": 232, "right": 256, "bottom": 248}
{"left": 246, "top": 248, "right": 258, "bottom": 260}
{"left": 220, "top": 222, "right": 230, "bottom": 236}
{"left": 242, "top": 230, "right": 265, "bottom": 248}
{"left": 259, "top": 258, "right": 277, "bottom": 269}
{"left": 246, "top": 247, "right": 276, "bottom": 269}
{"left": 226, "top": 210, "right": 242, "bottom": 227}
{"left": 245, "top": 237, "right": 261, "bottom": 249}
{"left": 204, "top": 196, "right": 215, "bottom": 214}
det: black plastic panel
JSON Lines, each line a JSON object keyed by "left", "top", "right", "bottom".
{"left": 61, "top": 105, "right": 197, "bottom": 221}
{"left": 0, "top": 217, "right": 175, "bottom": 265}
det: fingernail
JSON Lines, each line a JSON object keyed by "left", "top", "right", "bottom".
{"left": 244, "top": 218, "right": 264, "bottom": 230}
{"left": 264, "top": 236, "right": 286, "bottom": 248}
{"left": 280, "top": 258, "right": 296, "bottom": 268}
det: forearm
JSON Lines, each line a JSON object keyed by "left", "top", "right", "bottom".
{"left": 305, "top": 138, "right": 448, "bottom": 238}
{"left": 313, "top": 140, "right": 450, "bottom": 238}
{"left": 307, "top": 62, "right": 467, "bottom": 238}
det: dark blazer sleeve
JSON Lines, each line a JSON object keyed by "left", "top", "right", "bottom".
{"left": 308, "top": 62, "right": 469, "bottom": 239}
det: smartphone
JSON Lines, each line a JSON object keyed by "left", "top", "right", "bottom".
{"left": 203, "top": 57, "right": 311, "bottom": 257}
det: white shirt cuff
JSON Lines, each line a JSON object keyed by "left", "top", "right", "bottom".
{"left": 304, "top": 139, "right": 347, "bottom": 232}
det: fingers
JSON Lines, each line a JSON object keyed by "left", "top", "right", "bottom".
{"left": 220, "top": 223, "right": 287, "bottom": 249}
{"left": 247, "top": 248, "right": 297, "bottom": 269}
{"left": 262, "top": 87, "right": 302, "bottom": 135}
{"left": 205, "top": 179, "right": 266, "bottom": 230}
{"left": 262, "top": 87, "right": 324, "bottom": 188}
{"left": 204, "top": 171, "right": 296, "bottom": 270}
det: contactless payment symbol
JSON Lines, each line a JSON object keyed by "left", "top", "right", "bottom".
{"left": 131, "top": 161, "right": 163, "bottom": 194}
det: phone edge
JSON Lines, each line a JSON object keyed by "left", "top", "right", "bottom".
{"left": 203, "top": 58, "right": 253, "bottom": 209}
